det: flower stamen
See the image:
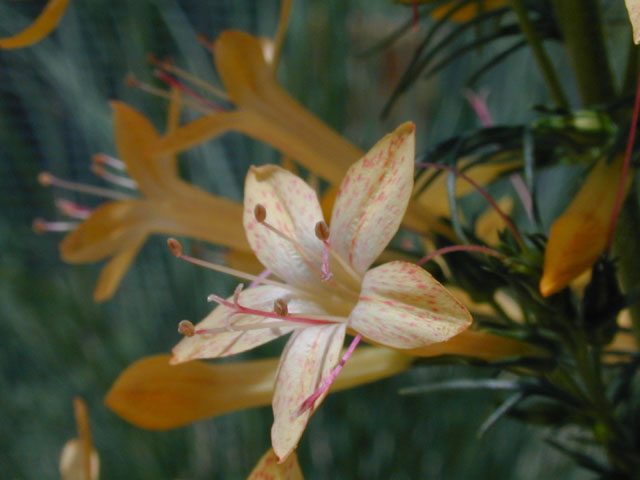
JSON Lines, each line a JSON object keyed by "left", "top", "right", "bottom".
{"left": 90, "top": 164, "right": 138, "bottom": 190}
{"left": 32, "top": 218, "right": 78, "bottom": 234}
{"left": 55, "top": 199, "right": 92, "bottom": 220}
{"left": 125, "top": 73, "right": 214, "bottom": 115}
{"left": 38, "top": 172, "right": 133, "bottom": 200}
{"left": 167, "top": 238, "right": 305, "bottom": 292}
{"left": 92, "top": 153, "right": 126, "bottom": 171}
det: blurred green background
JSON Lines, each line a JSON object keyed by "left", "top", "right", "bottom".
{"left": 0, "top": 0, "right": 608, "bottom": 477}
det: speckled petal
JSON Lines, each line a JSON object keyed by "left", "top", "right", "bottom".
{"left": 244, "top": 165, "right": 325, "bottom": 289}
{"left": 271, "top": 324, "right": 346, "bottom": 461}
{"left": 247, "top": 449, "right": 304, "bottom": 480}
{"left": 329, "top": 122, "right": 415, "bottom": 275}
{"left": 349, "top": 261, "right": 472, "bottom": 349}
{"left": 172, "top": 286, "right": 329, "bottom": 362}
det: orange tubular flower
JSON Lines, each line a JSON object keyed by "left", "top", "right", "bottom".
{"left": 540, "top": 157, "right": 630, "bottom": 297}
{"left": 0, "top": 0, "right": 71, "bottom": 49}
{"left": 105, "top": 347, "right": 414, "bottom": 431}
{"left": 58, "top": 101, "right": 247, "bottom": 301}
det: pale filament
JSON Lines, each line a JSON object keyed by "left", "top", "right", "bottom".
{"left": 172, "top": 245, "right": 309, "bottom": 295}
{"left": 91, "top": 164, "right": 138, "bottom": 190}
{"left": 92, "top": 154, "right": 127, "bottom": 171}
{"left": 150, "top": 57, "right": 229, "bottom": 102}
{"left": 256, "top": 209, "right": 360, "bottom": 296}
{"left": 55, "top": 199, "right": 92, "bottom": 220}
{"left": 32, "top": 218, "right": 79, "bottom": 234}
{"left": 38, "top": 172, "right": 133, "bottom": 200}
{"left": 126, "top": 74, "right": 215, "bottom": 116}
{"left": 153, "top": 69, "right": 225, "bottom": 112}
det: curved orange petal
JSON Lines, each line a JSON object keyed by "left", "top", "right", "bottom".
{"left": 349, "top": 261, "right": 472, "bottom": 349}
{"left": 330, "top": 123, "right": 415, "bottom": 275}
{"left": 92, "top": 233, "right": 147, "bottom": 302}
{"left": 59, "top": 200, "right": 149, "bottom": 263}
{"left": 0, "top": 0, "right": 71, "bottom": 49}
{"left": 540, "top": 157, "right": 629, "bottom": 296}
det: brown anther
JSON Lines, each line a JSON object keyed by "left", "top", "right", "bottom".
{"left": 124, "top": 74, "right": 139, "bottom": 88}
{"left": 254, "top": 204, "right": 267, "bottom": 223}
{"left": 90, "top": 164, "right": 105, "bottom": 177}
{"left": 273, "top": 298, "right": 288, "bottom": 317}
{"left": 32, "top": 218, "right": 46, "bottom": 234}
{"left": 167, "top": 238, "right": 184, "bottom": 257}
{"left": 315, "top": 221, "right": 330, "bottom": 242}
{"left": 91, "top": 153, "right": 106, "bottom": 165}
{"left": 178, "top": 320, "right": 195, "bottom": 337}
{"left": 37, "top": 172, "right": 52, "bottom": 186}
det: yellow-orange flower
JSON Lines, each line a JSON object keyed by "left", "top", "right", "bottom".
{"left": 540, "top": 156, "right": 630, "bottom": 297}
{"left": 59, "top": 398, "right": 99, "bottom": 480}
{"left": 59, "top": 101, "right": 247, "bottom": 301}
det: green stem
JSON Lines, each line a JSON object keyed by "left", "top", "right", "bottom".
{"left": 623, "top": 40, "right": 640, "bottom": 95}
{"left": 613, "top": 195, "right": 640, "bottom": 348}
{"left": 507, "top": 0, "right": 569, "bottom": 108}
{"left": 550, "top": 0, "right": 615, "bottom": 106}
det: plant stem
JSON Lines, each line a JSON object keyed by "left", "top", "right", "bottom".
{"left": 507, "top": 0, "right": 568, "bottom": 108}
{"left": 613, "top": 196, "right": 640, "bottom": 348}
{"left": 623, "top": 41, "right": 639, "bottom": 95}
{"left": 550, "top": 0, "right": 615, "bottom": 106}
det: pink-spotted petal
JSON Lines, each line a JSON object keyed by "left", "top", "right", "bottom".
{"left": 271, "top": 324, "right": 346, "bottom": 461}
{"left": 349, "top": 261, "right": 472, "bottom": 349}
{"left": 244, "top": 165, "right": 325, "bottom": 289}
{"left": 171, "top": 286, "right": 328, "bottom": 363}
{"left": 329, "top": 122, "right": 415, "bottom": 275}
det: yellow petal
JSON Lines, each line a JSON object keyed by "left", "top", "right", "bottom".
{"left": 111, "top": 101, "right": 172, "bottom": 197}
{"left": 540, "top": 157, "right": 629, "bottom": 296}
{"left": 0, "top": 0, "right": 70, "bottom": 49}
{"left": 247, "top": 449, "right": 303, "bottom": 480}
{"left": 225, "top": 249, "right": 265, "bottom": 274}
{"left": 272, "top": 325, "right": 346, "bottom": 461}
{"left": 350, "top": 261, "right": 472, "bottom": 349}
{"left": 626, "top": 0, "right": 640, "bottom": 44}
{"left": 106, "top": 348, "right": 412, "bottom": 430}
{"left": 60, "top": 201, "right": 149, "bottom": 263}
{"left": 403, "top": 329, "right": 544, "bottom": 361}
{"left": 92, "top": 234, "right": 146, "bottom": 302}
{"left": 243, "top": 165, "right": 325, "bottom": 290}
{"left": 330, "top": 122, "right": 415, "bottom": 275}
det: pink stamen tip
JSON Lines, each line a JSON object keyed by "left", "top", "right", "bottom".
{"left": 32, "top": 218, "right": 78, "bottom": 234}
{"left": 55, "top": 199, "right": 92, "bottom": 219}
{"left": 295, "top": 334, "right": 363, "bottom": 417}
